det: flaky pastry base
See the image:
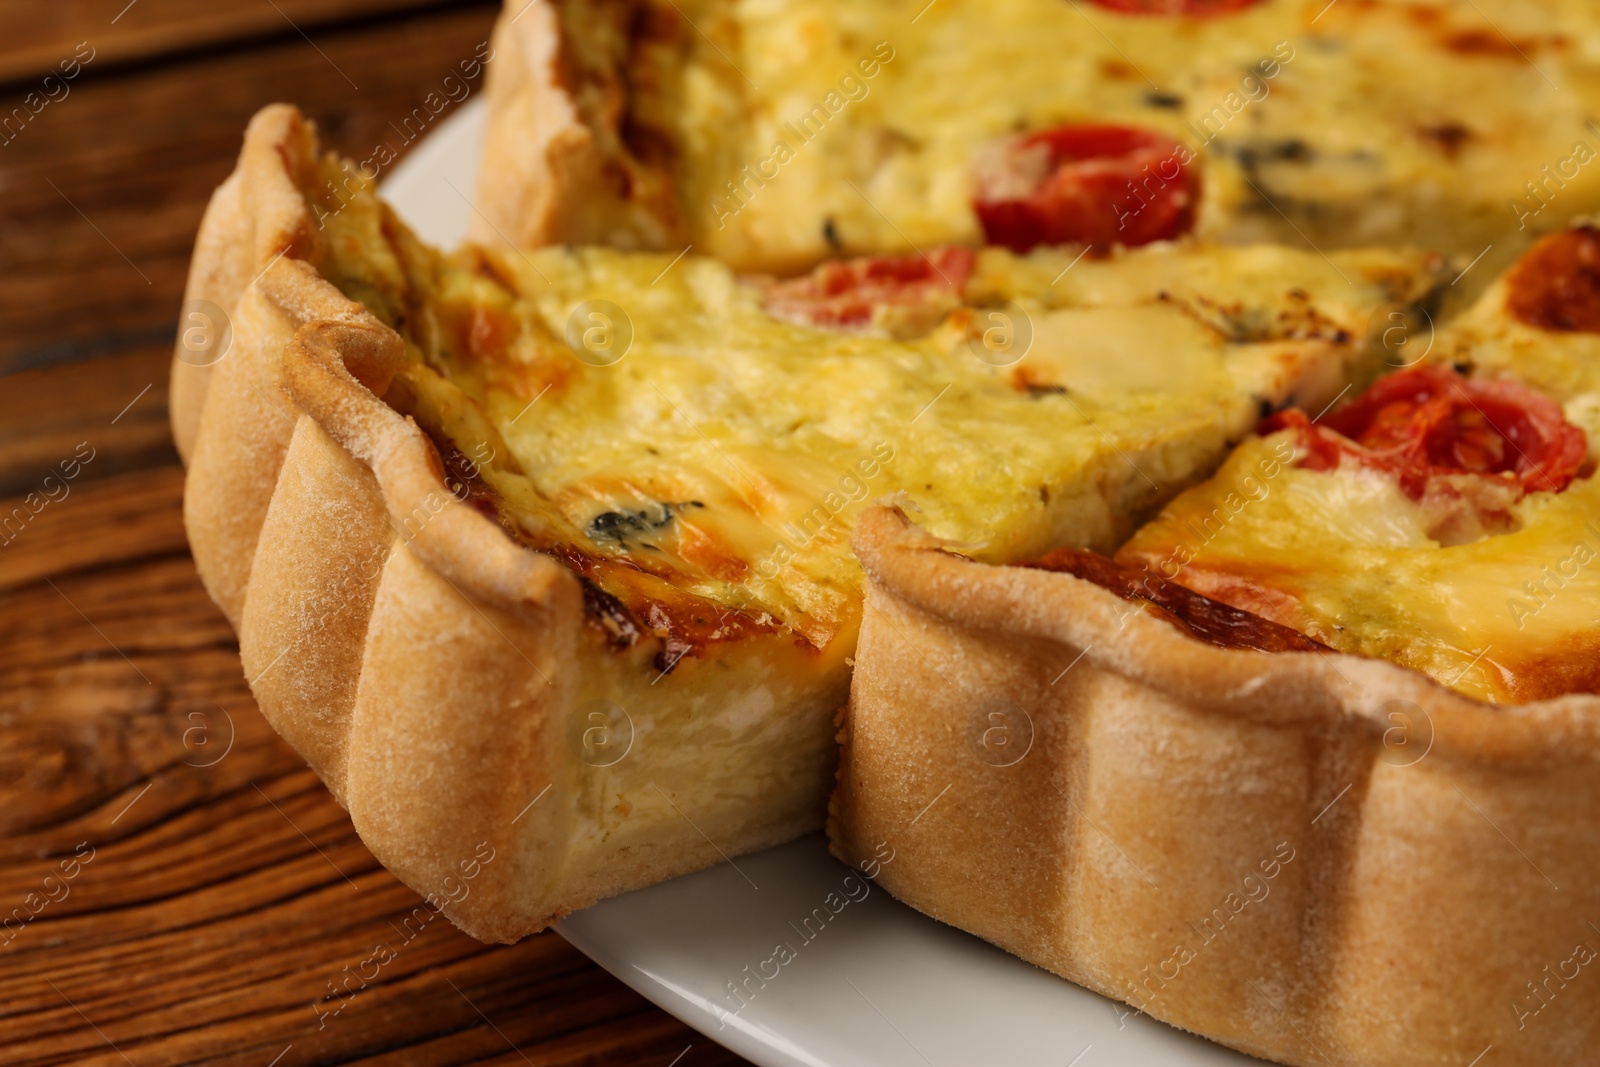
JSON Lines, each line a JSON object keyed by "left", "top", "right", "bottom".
{"left": 170, "top": 104, "right": 847, "bottom": 941}
{"left": 832, "top": 506, "right": 1600, "bottom": 1067}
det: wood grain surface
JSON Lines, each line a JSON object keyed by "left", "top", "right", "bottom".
{"left": 0, "top": 0, "right": 454, "bottom": 85}
{"left": 0, "top": 3, "right": 751, "bottom": 1064}
{"left": 2, "top": 1, "right": 505, "bottom": 376}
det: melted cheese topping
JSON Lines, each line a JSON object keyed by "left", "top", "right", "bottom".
{"left": 1118, "top": 432, "right": 1600, "bottom": 704}
{"left": 1116, "top": 241, "right": 1600, "bottom": 705}
{"left": 621, "top": 0, "right": 1600, "bottom": 273}
{"left": 314, "top": 158, "right": 1440, "bottom": 651}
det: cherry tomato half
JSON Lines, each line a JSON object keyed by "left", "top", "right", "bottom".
{"left": 762, "top": 247, "right": 975, "bottom": 332}
{"left": 972, "top": 124, "right": 1199, "bottom": 253}
{"left": 1264, "top": 365, "right": 1588, "bottom": 498}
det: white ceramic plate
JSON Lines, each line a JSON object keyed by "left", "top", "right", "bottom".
{"left": 383, "top": 97, "right": 1264, "bottom": 1067}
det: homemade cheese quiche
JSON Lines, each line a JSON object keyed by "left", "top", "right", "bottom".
{"left": 170, "top": 105, "right": 1439, "bottom": 938}
{"left": 478, "top": 0, "right": 1600, "bottom": 273}
{"left": 832, "top": 230, "right": 1600, "bottom": 1066}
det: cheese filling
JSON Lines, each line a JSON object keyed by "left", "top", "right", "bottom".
{"left": 1116, "top": 430, "right": 1600, "bottom": 704}
{"left": 310, "top": 156, "right": 1441, "bottom": 659}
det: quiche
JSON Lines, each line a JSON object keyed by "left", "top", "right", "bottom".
{"left": 478, "top": 0, "right": 1600, "bottom": 274}
{"left": 831, "top": 230, "right": 1600, "bottom": 1065}
{"left": 169, "top": 104, "right": 1441, "bottom": 940}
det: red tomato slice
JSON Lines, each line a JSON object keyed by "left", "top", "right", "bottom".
{"left": 1505, "top": 226, "right": 1600, "bottom": 333}
{"left": 972, "top": 124, "right": 1199, "bottom": 253}
{"left": 762, "top": 246, "right": 975, "bottom": 333}
{"left": 1263, "top": 365, "right": 1588, "bottom": 499}
{"left": 1087, "top": 0, "right": 1264, "bottom": 13}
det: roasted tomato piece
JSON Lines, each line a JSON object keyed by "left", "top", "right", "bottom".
{"left": 762, "top": 246, "right": 975, "bottom": 334}
{"left": 1264, "top": 365, "right": 1588, "bottom": 498}
{"left": 1505, "top": 226, "right": 1600, "bottom": 333}
{"left": 972, "top": 123, "right": 1199, "bottom": 253}
{"left": 1086, "top": 0, "right": 1265, "bottom": 13}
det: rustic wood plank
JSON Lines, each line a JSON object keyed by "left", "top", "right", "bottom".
{"left": 0, "top": 466, "right": 186, "bottom": 591}
{"left": 0, "top": 467, "right": 752, "bottom": 1065}
{"left": 0, "top": 0, "right": 462, "bottom": 86}
{"left": 0, "top": 1, "right": 500, "bottom": 376}
{"left": 0, "top": 343, "right": 175, "bottom": 499}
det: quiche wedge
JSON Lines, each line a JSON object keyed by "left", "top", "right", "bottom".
{"left": 831, "top": 230, "right": 1600, "bottom": 1065}
{"left": 172, "top": 104, "right": 1442, "bottom": 939}
{"left": 478, "top": 0, "right": 1600, "bottom": 274}
{"left": 1114, "top": 226, "right": 1600, "bottom": 705}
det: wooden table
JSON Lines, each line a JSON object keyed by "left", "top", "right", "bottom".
{"left": 0, "top": 4, "right": 750, "bottom": 1063}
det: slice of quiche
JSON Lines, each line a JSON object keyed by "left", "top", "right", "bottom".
{"left": 831, "top": 227, "right": 1600, "bottom": 1067}
{"left": 478, "top": 0, "right": 1600, "bottom": 274}
{"left": 172, "top": 104, "right": 1441, "bottom": 940}
{"left": 1114, "top": 227, "right": 1600, "bottom": 703}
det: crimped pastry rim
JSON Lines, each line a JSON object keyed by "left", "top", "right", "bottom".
{"left": 833, "top": 504, "right": 1600, "bottom": 1067}
{"left": 854, "top": 505, "right": 1600, "bottom": 767}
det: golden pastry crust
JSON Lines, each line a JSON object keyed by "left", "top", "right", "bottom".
{"left": 170, "top": 105, "right": 325, "bottom": 464}
{"left": 172, "top": 105, "right": 848, "bottom": 941}
{"left": 474, "top": 0, "right": 686, "bottom": 254}
{"left": 832, "top": 505, "right": 1600, "bottom": 1067}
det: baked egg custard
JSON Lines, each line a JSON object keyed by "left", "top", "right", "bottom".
{"left": 315, "top": 153, "right": 1446, "bottom": 663}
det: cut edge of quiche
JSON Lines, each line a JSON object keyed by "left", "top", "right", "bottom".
{"left": 176, "top": 105, "right": 847, "bottom": 941}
